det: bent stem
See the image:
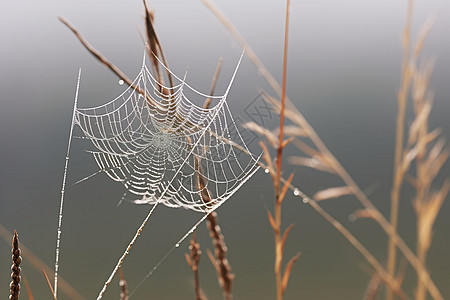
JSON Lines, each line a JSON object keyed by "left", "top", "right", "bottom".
{"left": 274, "top": 1, "right": 291, "bottom": 300}
{"left": 387, "top": 1, "right": 414, "bottom": 299}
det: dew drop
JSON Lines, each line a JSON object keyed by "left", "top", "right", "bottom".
{"left": 118, "top": 80, "right": 124, "bottom": 85}
{"left": 175, "top": 243, "right": 180, "bottom": 248}
{"left": 264, "top": 168, "right": 270, "bottom": 174}
{"left": 302, "top": 197, "right": 309, "bottom": 204}
{"left": 293, "top": 188, "right": 300, "bottom": 196}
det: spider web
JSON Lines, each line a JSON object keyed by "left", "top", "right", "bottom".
{"left": 54, "top": 54, "right": 260, "bottom": 299}
{"left": 73, "top": 55, "right": 260, "bottom": 212}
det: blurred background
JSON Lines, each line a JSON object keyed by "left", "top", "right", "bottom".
{"left": 1, "top": 0, "right": 449, "bottom": 299}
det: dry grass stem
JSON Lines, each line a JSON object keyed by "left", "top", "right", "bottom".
{"left": 313, "top": 186, "right": 353, "bottom": 202}
{"left": 273, "top": 125, "right": 306, "bottom": 138}
{"left": 57, "top": 16, "right": 162, "bottom": 110}
{"left": 10, "top": 230, "right": 21, "bottom": 300}
{"left": 288, "top": 156, "right": 334, "bottom": 174}
{"left": 387, "top": 2, "right": 414, "bottom": 298}
{"left": 206, "top": 212, "right": 234, "bottom": 300}
{"left": 194, "top": 114, "right": 233, "bottom": 300}
{"left": 22, "top": 276, "right": 34, "bottom": 300}
{"left": 243, "top": 122, "right": 278, "bottom": 148}
{"left": 142, "top": 0, "right": 174, "bottom": 91}
{"left": 269, "top": 1, "right": 295, "bottom": 299}
{"left": 281, "top": 252, "right": 301, "bottom": 296}
{"left": 185, "top": 233, "right": 206, "bottom": 300}
{"left": 204, "top": 58, "right": 223, "bottom": 109}
{"left": 118, "top": 267, "right": 129, "bottom": 300}
{"left": 198, "top": 63, "right": 234, "bottom": 300}
{"left": 42, "top": 268, "right": 57, "bottom": 300}
{"left": 362, "top": 273, "right": 381, "bottom": 300}
{"left": 306, "top": 200, "right": 410, "bottom": 300}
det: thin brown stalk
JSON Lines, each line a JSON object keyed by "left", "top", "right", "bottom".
{"left": 22, "top": 276, "right": 34, "bottom": 300}
{"left": 387, "top": 1, "right": 414, "bottom": 299}
{"left": 205, "top": 212, "right": 234, "bottom": 300}
{"left": 185, "top": 233, "right": 206, "bottom": 300}
{"left": 42, "top": 268, "right": 57, "bottom": 300}
{"left": 198, "top": 157, "right": 234, "bottom": 299}
{"left": 272, "top": 1, "right": 291, "bottom": 299}
{"left": 196, "top": 155, "right": 234, "bottom": 300}
{"left": 10, "top": 230, "right": 21, "bottom": 300}
{"left": 196, "top": 154, "right": 233, "bottom": 300}
{"left": 118, "top": 267, "right": 129, "bottom": 300}
{"left": 57, "top": 16, "right": 162, "bottom": 110}
{"left": 0, "top": 224, "right": 86, "bottom": 300}
{"left": 142, "top": 0, "right": 174, "bottom": 90}
{"left": 204, "top": 58, "right": 223, "bottom": 109}
{"left": 307, "top": 200, "right": 410, "bottom": 300}
{"left": 363, "top": 273, "right": 382, "bottom": 300}
{"left": 281, "top": 252, "right": 301, "bottom": 296}
{"left": 197, "top": 59, "right": 234, "bottom": 300}
{"left": 58, "top": 16, "right": 131, "bottom": 84}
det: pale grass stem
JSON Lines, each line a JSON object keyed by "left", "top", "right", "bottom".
{"left": 185, "top": 233, "right": 205, "bottom": 300}
{"left": 387, "top": 1, "right": 414, "bottom": 299}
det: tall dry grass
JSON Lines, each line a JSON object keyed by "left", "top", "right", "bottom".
{"left": 185, "top": 233, "right": 205, "bottom": 300}
{"left": 204, "top": 0, "right": 447, "bottom": 298}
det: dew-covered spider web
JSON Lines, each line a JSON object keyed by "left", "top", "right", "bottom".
{"left": 54, "top": 53, "right": 260, "bottom": 299}
{"left": 75, "top": 58, "right": 259, "bottom": 211}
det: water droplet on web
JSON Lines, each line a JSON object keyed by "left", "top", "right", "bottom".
{"left": 118, "top": 80, "right": 124, "bottom": 85}
{"left": 175, "top": 243, "right": 180, "bottom": 248}
{"left": 293, "top": 188, "right": 300, "bottom": 196}
{"left": 265, "top": 168, "right": 270, "bottom": 174}
{"left": 302, "top": 197, "right": 309, "bottom": 204}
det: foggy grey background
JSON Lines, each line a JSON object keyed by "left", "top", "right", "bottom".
{"left": 1, "top": 0, "right": 449, "bottom": 299}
